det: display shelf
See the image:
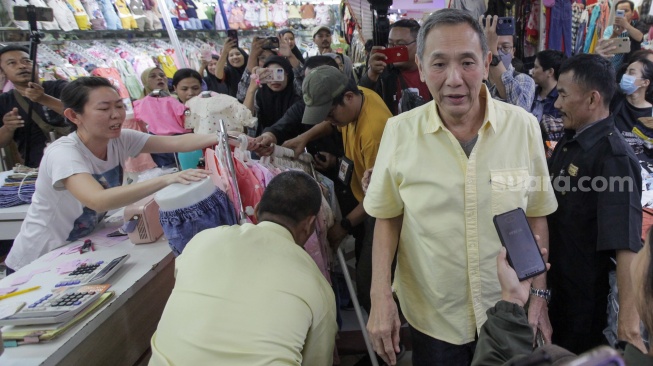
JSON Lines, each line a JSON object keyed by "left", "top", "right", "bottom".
{"left": 0, "top": 27, "right": 317, "bottom": 44}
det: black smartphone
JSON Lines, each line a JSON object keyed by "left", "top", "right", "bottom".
{"left": 482, "top": 16, "right": 515, "bottom": 36}
{"left": 13, "top": 6, "right": 54, "bottom": 22}
{"left": 493, "top": 208, "right": 547, "bottom": 281}
{"left": 262, "top": 36, "right": 280, "bottom": 50}
{"left": 227, "top": 30, "right": 238, "bottom": 46}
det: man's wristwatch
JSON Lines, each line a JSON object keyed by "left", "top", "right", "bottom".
{"left": 340, "top": 218, "right": 353, "bottom": 234}
{"left": 490, "top": 54, "right": 501, "bottom": 67}
{"left": 530, "top": 287, "right": 552, "bottom": 303}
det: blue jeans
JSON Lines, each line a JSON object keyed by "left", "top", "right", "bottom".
{"left": 159, "top": 189, "right": 238, "bottom": 256}
{"left": 549, "top": 0, "right": 572, "bottom": 57}
{"left": 409, "top": 324, "right": 477, "bottom": 366}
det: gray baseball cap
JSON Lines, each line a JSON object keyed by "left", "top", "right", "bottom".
{"left": 301, "top": 65, "right": 349, "bottom": 125}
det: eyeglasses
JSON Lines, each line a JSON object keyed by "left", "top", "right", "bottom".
{"left": 388, "top": 40, "right": 416, "bottom": 48}
{"left": 499, "top": 45, "right": 514, "bottom": 53}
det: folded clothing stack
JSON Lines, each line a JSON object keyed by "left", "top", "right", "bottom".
{"left": 0, "top": 172, "right": 38, "bottom": 208}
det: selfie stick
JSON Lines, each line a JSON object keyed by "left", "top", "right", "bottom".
{"left": 23, "top": 5, "right": 44, "bottom": 162}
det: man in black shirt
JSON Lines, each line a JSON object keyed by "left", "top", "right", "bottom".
{"left": 548, "top": 53, "right": 645, "bottom": 354}
{"left": 0, "top": 45, "right": 68, "bottom": 167}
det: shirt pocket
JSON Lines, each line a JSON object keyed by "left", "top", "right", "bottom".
{"left": 490, "top": 168, "right": 530, "bottom": 216}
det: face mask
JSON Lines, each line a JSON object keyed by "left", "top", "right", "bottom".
{"left": 498, "top": 49, "right": 512, "bottom": 69}
{"left": 620, "top": 74, "right": 640, "bottom": 95}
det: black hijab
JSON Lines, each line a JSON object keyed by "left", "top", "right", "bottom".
{"left": 224, "top": 47, "right": 249, "bottom": 98}
{"left": 204, "top": 55, "right": 229, "bottom": 94}
{"left": 255, "top": 55, "right": 301, "bottom": 136}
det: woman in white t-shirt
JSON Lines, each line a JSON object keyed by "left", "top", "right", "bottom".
{"left": 6, "top": 77, "right": 218, "bottom": 271}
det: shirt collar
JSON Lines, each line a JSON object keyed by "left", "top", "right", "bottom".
{"left": 257, "top": 221, "right": 296, "bottom": 243}
{"left": 568, "top": 115, "right": 615, "bottom": 151}
{"left": 535, "top": 85, "right": 559, "bottom": 101}
{"left": 425, "top": 84, "right": 496, "bottom": 134}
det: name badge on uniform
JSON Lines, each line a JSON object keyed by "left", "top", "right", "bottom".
{"left": 568, "top": 164, "right": 579, "bottom": 177}
{"left": 338, "top": 156, "right": 354, "bottom": 186}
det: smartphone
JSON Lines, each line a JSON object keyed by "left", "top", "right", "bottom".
{"left": 482, "top": 16, "right": 515, "bottom": 36}
{"left": 606, "top": 37, "right": 631, "bottom": 54}
{"left": 373, "top": 46, "right": 409, "bottom": 63}
{"left": 256, "top": 67, "right": 284, "bottom": 83}
{"left": 227, "top": 30, "right": 238, "bottom": 46}
{"left": 262, "top": 36, "right": 280, "bottom": 50}
{"left": 13, "top": 6, "right": 54, "bottom": 22}
{"left": 616, "top": 9, "right": 625, "bottom": 18}
{"left": 493, "top": 208, "right": 547, "bottom": 281}
{"left": 566, "top": 346, "right": 625, "bottom": 366}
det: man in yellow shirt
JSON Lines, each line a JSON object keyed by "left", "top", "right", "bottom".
{"left": 289, "top": 65, "right": 391, "bottom": 315}
{"left": 363, "top": 9, "right": 558, "bottom": 365}
{"left": 149, "top": 171, "right": 337, "bottom": 366}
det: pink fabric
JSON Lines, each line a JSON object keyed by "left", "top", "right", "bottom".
{"left": 133, "top": 96, "right": 188, "bottom": 135}
{"left": 248, "top": 162, "right": 267, "bottom": 188}
{"left": 91, "top": 67, "right": 130, "bottom": 98}
{"left": 2, "top": 81, "right": 13, "bottom": 93}
{"left": 122, "top": 118, "right": 157, "bottom": 172}
{"left": 234, "top": 158, "right": 264, "bottom": 223}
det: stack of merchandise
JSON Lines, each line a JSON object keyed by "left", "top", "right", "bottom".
{"left": 0, "top": 168, "right": 38, "bottom": 208}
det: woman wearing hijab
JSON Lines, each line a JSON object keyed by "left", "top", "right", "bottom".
{"left": 279, "top": 29, "right": 305, "bottom": 64}
{"left": 243, "top": 55, "right": 301, "bottom": 137}
{"left": 213, "top": 39, "right": 248, "bottom": 98}
{"left": 141, "top": 67, "right": 169, "bottom": 96}
{"left": 201, "top": 55, "right": 229, "bottom": 94}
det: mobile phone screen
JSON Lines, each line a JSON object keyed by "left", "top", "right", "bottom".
{"left": 493, "top": 208, "right": 547, "bottom": 281}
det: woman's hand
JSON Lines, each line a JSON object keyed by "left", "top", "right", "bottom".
{"left": 221, "top": 39, "right": 236, "bottom": 58}
{"left": 165, "top": 169, "right": 210, "bottom": 185}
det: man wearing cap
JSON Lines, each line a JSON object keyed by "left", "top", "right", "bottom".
{"left": 312, "top": 26, "right": 353, "bottom": 77}
{"left": 290, "top": 65, "right": 391, "bottom": 314}
{"left": 363, "top": 9, "right": 557, "bottom": 365}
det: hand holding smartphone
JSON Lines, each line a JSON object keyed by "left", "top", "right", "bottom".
{"left": 372, "top": 46, "right": 409, "bottom": 64}
{"left": 227, "top": 30, "right": 238, "bottom": 47}
{"left": 493, "top": 208, "right": 547, "bottom": 281}
{"left": 482, "top": 16, "right": 516, "bottom": 36}
{"left": 256, "top": 67, "right": 285, "bottom": 83}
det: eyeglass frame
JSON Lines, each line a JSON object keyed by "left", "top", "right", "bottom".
{"left": 387, "top": 40, "right": 416, "bottom": 48}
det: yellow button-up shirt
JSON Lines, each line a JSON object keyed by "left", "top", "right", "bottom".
{"left": 364, "top": 86, "right": 558, "bottom": 345}
{"left": 150, "top": 222, "right": 337, "bottom": 365}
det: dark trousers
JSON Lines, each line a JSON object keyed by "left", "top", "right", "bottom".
{"left": 409, "top": 324, "right": 477, "bottom": 366}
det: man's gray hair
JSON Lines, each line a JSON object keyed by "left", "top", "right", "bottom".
{"left": 417, "top": 8, "right": 490, "bottom": 61}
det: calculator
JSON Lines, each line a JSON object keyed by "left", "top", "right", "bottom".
{"left": 0, "top": 284, "right": 111, "bottom": 326}
{"left": 54, "top": 254, "right": 130, "bottom": 288}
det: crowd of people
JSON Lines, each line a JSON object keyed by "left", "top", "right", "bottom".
{"left": 1, "top": 2, "right": 653, "bottom": 365}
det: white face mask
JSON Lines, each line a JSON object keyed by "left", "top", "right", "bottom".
{"left": 620, "top": 74, "right": 640, "bottom": 95}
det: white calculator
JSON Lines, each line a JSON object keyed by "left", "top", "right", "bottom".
{"left": 54, "top": 254, "right": 130, "bottom": 288}
{"left": 0, "top": 284, "right": 110, "bottom": 326}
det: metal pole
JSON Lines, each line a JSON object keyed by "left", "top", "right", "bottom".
{"left": 336, "top": 247, "right": 379, "bottom": 366}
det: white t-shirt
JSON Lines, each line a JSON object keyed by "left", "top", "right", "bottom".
{"left": 6, "top": 130, "right": 150, "bottom": 270}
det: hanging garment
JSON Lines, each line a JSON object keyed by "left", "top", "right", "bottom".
{"left": 66, "top": 0, "right": 92, "bottom": 29}
{"left": 114, "top": 0, "right": 137, "bottom": 28}
{"left": 80, "top": 0, "right": 107, "bottom": 29}
{"left": 314, "top": 4, "right": 330, "bottom": 25}
{"left": 48, "top": 0, "right": 80, "bottom": 31}
{"left": 129, "top": 0, "right": 146, "bottom": 30}
{"left": 184, "top": 94, "right": 257, "bottom": 134}
{"left": 243, "top": 0, "right": 258, "bottom": 27}
{"left": 548, "top": 0, "right": 572, "bottom": 57}
{"left": 271, "top": 0, "right": 287, "bottom": 27}
{"left": 115, "top": 58, "right": 143, "bottom": 100}
{"left": 157, "top": 54, "right": 178, "bottom": 78}
{"left": 574, "top": 10, "right": 588, "bottom": 55}
{"left": 583, "top": 3, "right": 601, "bottom": 53}
{"left": 300, "top": 3, "right": 315, "bottom": 18}
{"left": 142, "top": 0, "right": 163, "bottom": 29}
{"left": 258, "top": 1, "right": 270, "bottom": 27}
{"left": 133, "top": 96, "right": 188, "bottom": 135}
{"left": 229, "top": 5, "right": 246, "bottom": 29}
{"left": 233, "top": 158, "right": 264, "bottom": 223}
{"left": 97, "top": 0, "right": 122, "bottom": 29}
{"left": 288, "top": 3, "right": 300, "bottom": 18}
{"left": 91, "top": 67, "right": 130, "bottom": 99}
